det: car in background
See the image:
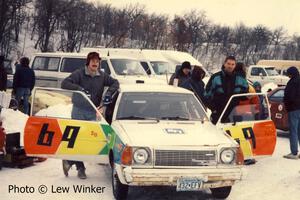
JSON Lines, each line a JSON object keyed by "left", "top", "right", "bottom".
{"left": 30, "top": 52, "right": 165, "bottom": 88}
{"left": 267, "top": 87, "right": 288, "bottom": 131}
{"left": 257, "top": 60, "right": 300, "bottom": 76}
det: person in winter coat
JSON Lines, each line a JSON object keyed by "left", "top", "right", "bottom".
{"left": 169, "top": 61, "right": 191, "bottom": 86}
{"left": 12, "top": 57, "right": 35, "bottom": 115}
{"left": 61, "top": 52, "right": 119, "bottom": 179}
{"left": 0, "top": 55, "right": 7, "bottom": 92}
{"left": 181, "top": 65, "right": 206, "bottom": 105}
{"left": 204, "top": 56, "right": 249, "bottom": 124}
{"left": 283, "top": 66, "right": 300, "bottom": 159}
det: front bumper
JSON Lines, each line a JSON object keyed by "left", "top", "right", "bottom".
{"left": 116, "top": 165, "right": 242, "bottom": 189}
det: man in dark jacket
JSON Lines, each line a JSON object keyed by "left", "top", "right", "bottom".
{"left": 169, "top": 61, "right": 191, "bottom": 86}
{"left": 283, "top": 66, "right": 300, "bottom": 159}
{"left": 61, "top": 52, "right": 119, "bottom": 179}
{"left": 12, "top": 57, "right": 35, "bottom": 115}
{"left": 204, "top": 56, "right": 249, "bottom": 124}
{"left": 0, "top": 55, "right": 7, "bottom": 92}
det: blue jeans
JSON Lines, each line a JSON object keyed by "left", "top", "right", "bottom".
{"left": 288, "top": 110, "right": 300, "bottom": 155}
{"left": 64, "top": 106, "right": 96, "bottom": 170}
{"left": 16, "top": 88, "right": 31, "bottom": 115}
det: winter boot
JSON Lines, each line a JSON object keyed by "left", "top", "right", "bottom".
{"left": 78, "top": 168, "right": 87, "bottom": 179}
{"left": 62, "top": 160, "right": 71, "bottom": 177}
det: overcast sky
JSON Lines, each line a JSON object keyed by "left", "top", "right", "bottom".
{"left": 88, "top": 0, "right": 300, "bottom": 35}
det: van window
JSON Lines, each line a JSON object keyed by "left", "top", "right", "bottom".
{"left": 251, "top": 67, "right": 267, "bottom": 76}
{"left": 32, "top": 57, "right": 60, "bottom": 71}
{"left": 61, "top": 58, "right": 86, "bottom": 73}
{"left": 265, "top": 67, "right": 279, "bottom": 76}
{"left": 100, "top": 60, "right": 111, "bottom": 75}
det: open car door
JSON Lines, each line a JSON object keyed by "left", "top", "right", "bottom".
{"left": 24, "top": 87, "right": 116, "bottom": 163}
{"left": 216, "top": 93, "right": 276, "bottom": 159}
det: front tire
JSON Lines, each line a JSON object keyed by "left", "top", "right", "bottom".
{"left": 112, "top": 164, "right": 129, "bottom": 200}
{"left": 210, "top": 186, "right": 232, "bottom": 199}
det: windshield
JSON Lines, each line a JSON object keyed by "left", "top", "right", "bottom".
{"left": 111, "top": 59, "right": 146, "bottom": 76}
{"left": 265, "top": 67, "right": 279, "bottom": 76}
{"left": 150, "top": 61, "right": 175, "bottom": 75}
{"left": 116, "top": 92, "right": 207, "bottom": 121}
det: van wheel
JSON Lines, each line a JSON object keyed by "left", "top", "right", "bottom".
{"left": 112, "top": 164, "right": 128, "bottom": 200}
{"left": 210, "top": 186, "right": 232, "bottom": 199}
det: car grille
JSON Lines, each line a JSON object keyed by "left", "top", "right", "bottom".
{"left": 154, "top": 150, "right": 217, "bottom": 167}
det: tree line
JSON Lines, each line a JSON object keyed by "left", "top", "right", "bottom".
{"left": 0, "top": 0, "right": 300, "bottom": 67}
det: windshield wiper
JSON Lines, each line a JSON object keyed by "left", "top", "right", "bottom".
{"left": 160, "top": 116, "right": 190, "bottom": 120}
{"left": 118, "top": 116, "right": 159, "bottom": 121}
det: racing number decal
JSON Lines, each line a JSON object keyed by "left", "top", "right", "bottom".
{"left": 37, "top": 124, "right": 80, "bottom": 148}
{"left": 61, "top": 126, "right": 80, "bottom": 148}
{"left": 24, "top": 116, "right": 109, "bottom": 156}
{"left": 242, "top": 127, "right": 256, "bottom": 149}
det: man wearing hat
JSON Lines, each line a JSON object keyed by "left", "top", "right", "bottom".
{"left": 169, "top": 61, "right": 191, "bottom": 86}
{"left": 61, "top": 52, "right": 119, "bottom": 179}
{"left": 283, "top": 66, "right": 300, "bottom": 159}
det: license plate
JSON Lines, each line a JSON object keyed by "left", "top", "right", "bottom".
{"left": 176, "top": 178, "right": 203, "bottom": 191}
{"left": 275, "top": 113, "right": 282, "bottom": 119}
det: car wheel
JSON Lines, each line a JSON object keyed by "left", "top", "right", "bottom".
{"left": 210, "top": 186, "right": 232, "bottom": 199}
{"left": 112, "top": 164, "right": 128, "bottom": 200}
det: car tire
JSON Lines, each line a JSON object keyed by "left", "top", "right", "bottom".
{"left": 210, "top": 186, "right": 232, "bottom": 199}
{"left": 112, "top": 164, "right": 128, "bottom": 200}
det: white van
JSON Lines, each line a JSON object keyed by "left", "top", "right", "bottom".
{"left": 247, "top": 65, "right": 289, "bottom": 86}
{"left": 257, "top": 60, "right": 300, "bottom": 76}
{"left": 81, "top": 48, "right": 175, "bottom": 83}
{"left": 30, "top": 52, "right": 165, "bottom": 88}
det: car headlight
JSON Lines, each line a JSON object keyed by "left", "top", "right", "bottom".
{"left": 133, "top": 148, "right": 149, "bottom": 164}
{"left": 220, "top": 148, "right": 235, "bottom": 164}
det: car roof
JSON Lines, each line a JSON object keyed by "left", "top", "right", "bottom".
{"left": 32, "top": 52, "right": 139, "bottom": 60}
{"left": 119, "top": 84, "right": 194, "bottom": 94}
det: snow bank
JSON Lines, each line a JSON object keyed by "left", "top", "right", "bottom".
{"left": 35, "top": 104, "right": 72, "bottom": 119}
{"left": 0, "top": 108, "right": 28, "bottom": 146}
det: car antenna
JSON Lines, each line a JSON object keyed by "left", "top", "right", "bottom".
{"left": 107, "top": 51, "right": 110, "bottom": 57}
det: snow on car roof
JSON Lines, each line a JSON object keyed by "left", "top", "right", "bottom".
{"left": 119, "top": 84, "right": 194, "bottom": 94}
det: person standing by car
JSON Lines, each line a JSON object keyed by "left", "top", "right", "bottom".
{"left": 169, "top": 61, "right": 191, "bottom": 86}
{"left": 0, "top": 55, "right": 7, "bottom": 92}
{"left": 181, "top": 65, "right": 206, "bottom": 105}
{"left": 204, "top": 56, "right": 249, "bottom": 124}
{"left": 283, "top": 66, "right": 300, "bottom": 159}
{"left": 12, "top": 57, "right": 35, "bottom": 115}
{"left": 61, "top": 52, "right": 119, "bottom": 179}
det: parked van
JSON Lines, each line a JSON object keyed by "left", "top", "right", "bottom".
{"left": 257, "top": 60, "right": 300, "bottom": 76}
{"left": 30, "top": 52, "right": 165, "bottom": 88}
{"left": 247, "top": 65, "right": 289, "bottom": 86}
{"left": 81, "top": 48, "right": 175, "bottom": 83}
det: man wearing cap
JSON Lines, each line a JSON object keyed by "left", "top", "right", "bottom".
{"left": 204, "top": 56, "right": 249, "bottom": 124}
{"left": 283, "top": 66, "right": 300, "bottom": 159}
{"left": 169, "top": 61, "right": 191, "bottom": 86}
{"left": 61, "top": 52, "right": 119, "bottom": 179}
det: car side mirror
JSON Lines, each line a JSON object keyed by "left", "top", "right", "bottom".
{"left": 100, "top": 68, "right": 105, "bottom": 73}
{"left": 233, "top": 115, "right": 243, "bottom": 125}
{"left": 259, "top": 73, "right": 264, "bottom": 78}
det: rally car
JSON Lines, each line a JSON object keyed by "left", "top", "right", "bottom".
{"left": 24, "top": 85, "right": 276, "bottom": 200}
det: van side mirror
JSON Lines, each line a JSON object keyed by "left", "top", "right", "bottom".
{"left": 259, "top": 73, "right": 264, "bottom": 78}
{"left": 100, "top": 68, "right": 105, "bottom": 73}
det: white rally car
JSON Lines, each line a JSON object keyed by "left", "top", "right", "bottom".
{"left": 24, "top": 84, "right": 276, "bottom": 200}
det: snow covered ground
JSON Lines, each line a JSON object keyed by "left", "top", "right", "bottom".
{"left": 0, "top": 131, "right": 299, "bottom": 200}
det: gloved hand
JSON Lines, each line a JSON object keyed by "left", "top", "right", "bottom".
{"left": 103, "top": 95, "right": 112, "bottom": 106}
{"left": 81, "top": 88, "right": 91, "bottom": 99}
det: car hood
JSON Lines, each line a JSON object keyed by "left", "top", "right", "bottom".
{"left": 114, "top": 120, "right": 235, "bottom": 147}
{"left": 116, "top": 75, "right": 166, "bottom": 85}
